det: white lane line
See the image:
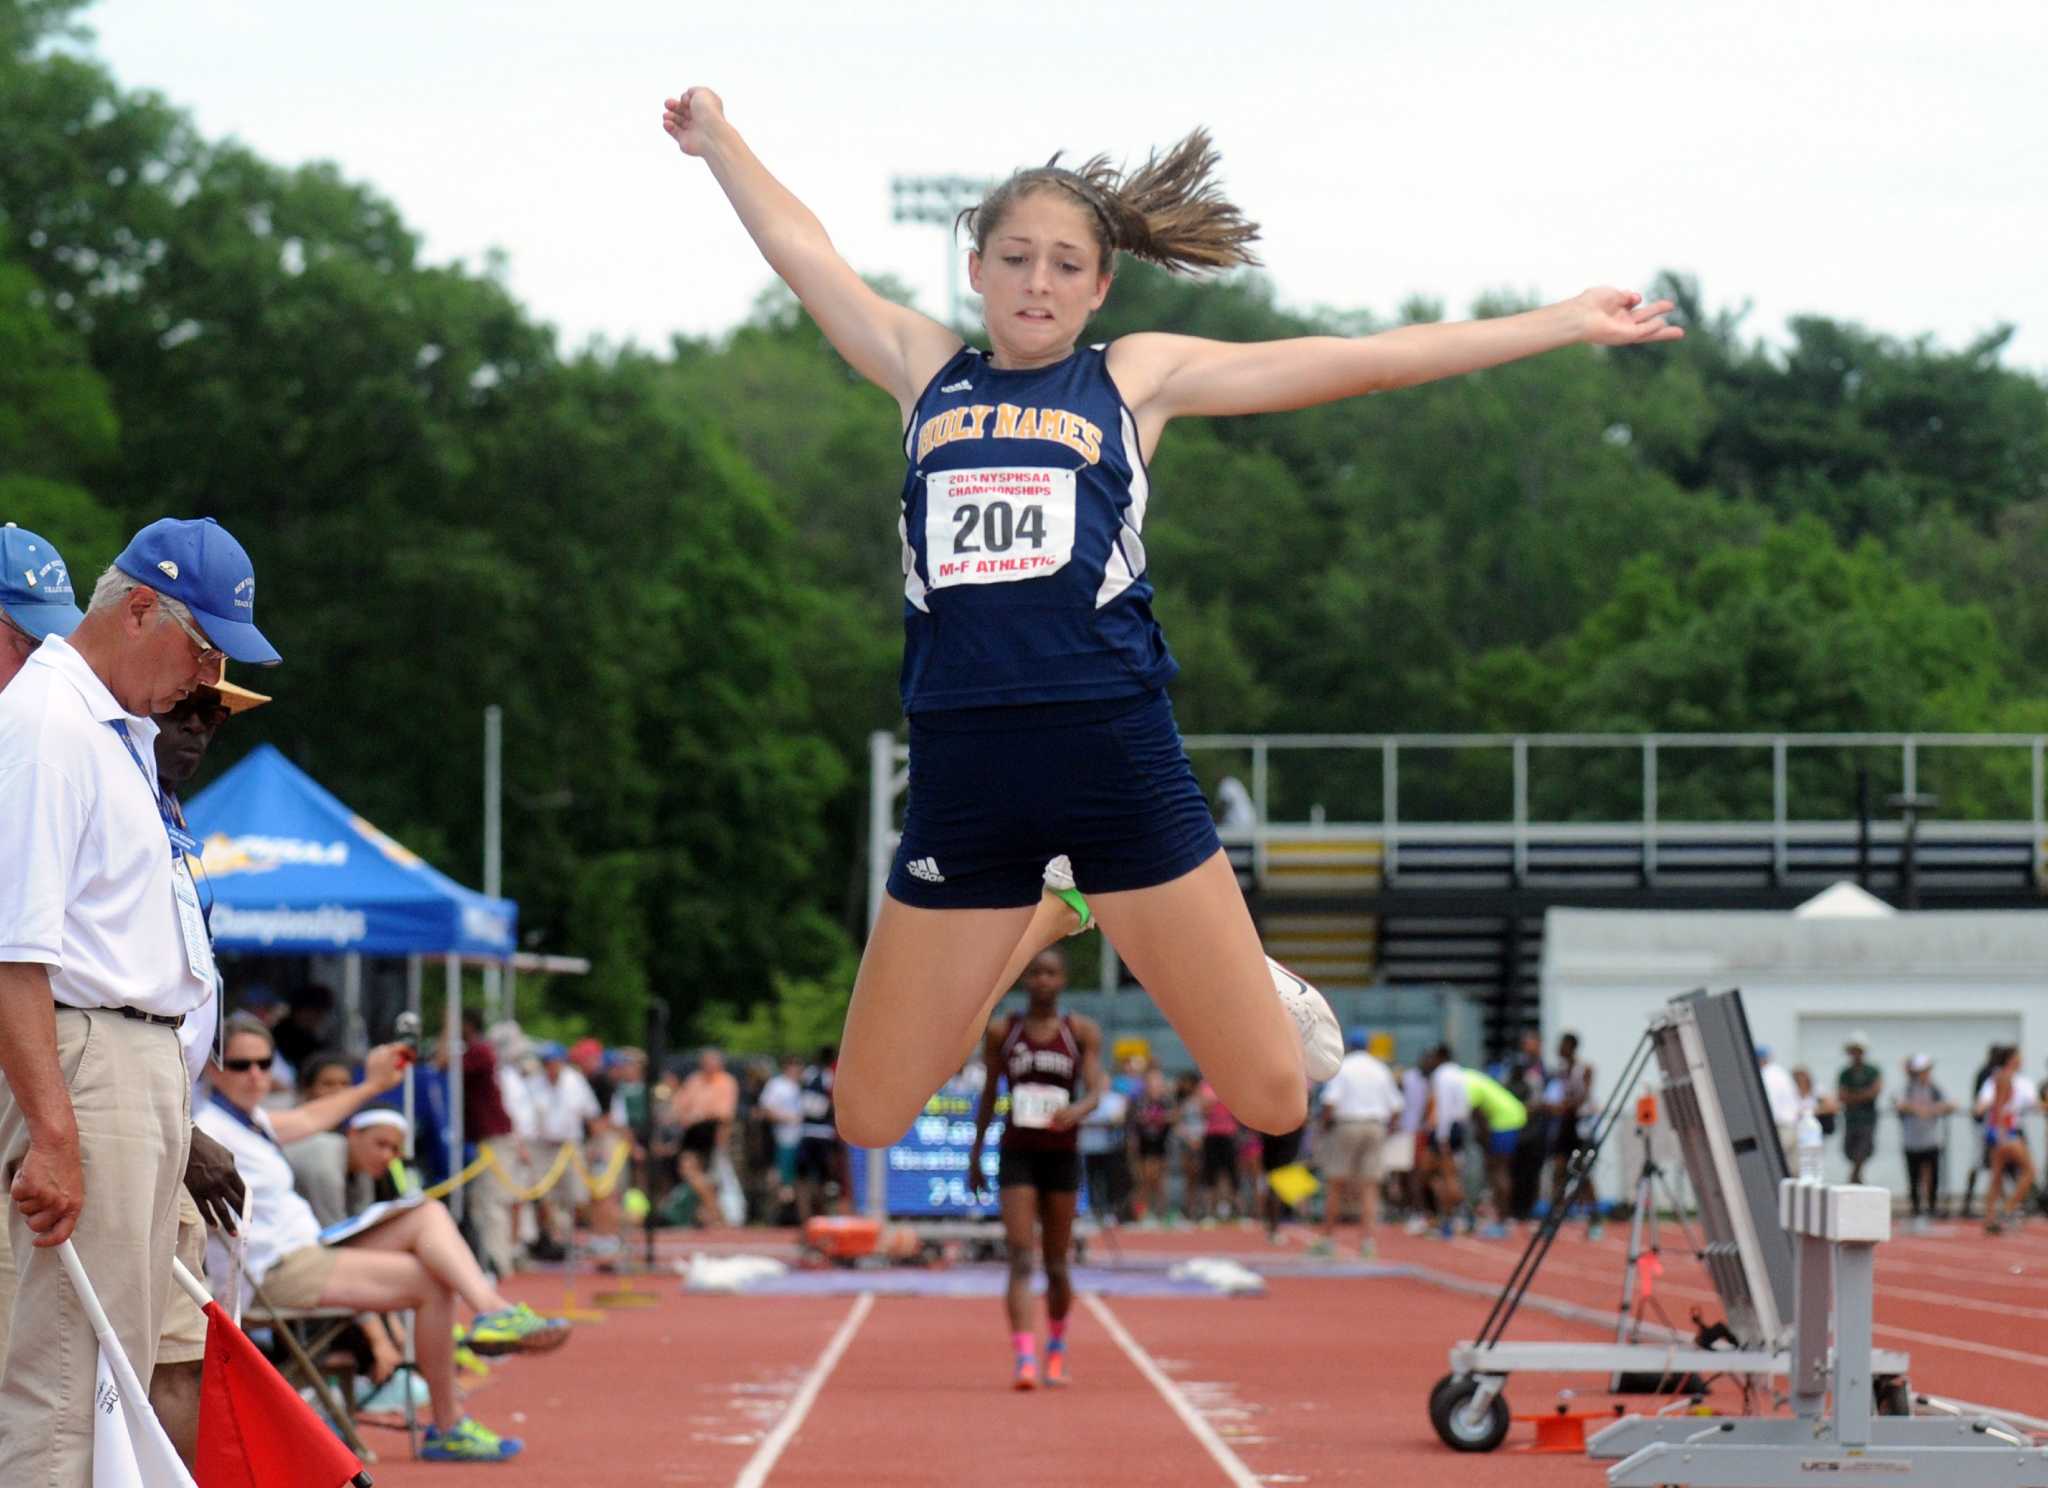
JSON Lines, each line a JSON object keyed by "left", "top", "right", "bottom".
{"left": 1873, "top": 1321, "right": 2048, "bottom": 1370}
{"left": 1085, "top": 1293, "right": 1263, "bottom": 1488}
{"left": 733, "top": 1292, "right": 874, "bottom": 1488}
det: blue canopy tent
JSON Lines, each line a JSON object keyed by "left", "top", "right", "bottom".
{"left": 185, "top": 743, "right": 516, "bottom": 959}
{"left": 185, "top": 743, "right": 518, "bottom": 1213}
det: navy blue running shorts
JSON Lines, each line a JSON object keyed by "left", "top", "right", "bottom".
{"left": 886, "top": 689, "right": 1222, "bottom": 910}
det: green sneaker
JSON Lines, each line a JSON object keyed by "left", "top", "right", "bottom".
{"left": 1043, "top": 857, "right": 1093, "bottom": 934}
{"left": 420, "top": 1416, "right": 522, "bottom": 1462}
{"left": 464, "top": 1302, "right": 571, "bottom": 1357}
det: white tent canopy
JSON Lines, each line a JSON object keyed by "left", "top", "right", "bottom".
{"left": 1791, "top": 880, "right": 1898, "bottom": 919}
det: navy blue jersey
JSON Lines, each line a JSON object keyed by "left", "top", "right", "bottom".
{"left": 897, "top": 344, "right": 1178, "bottom": 712}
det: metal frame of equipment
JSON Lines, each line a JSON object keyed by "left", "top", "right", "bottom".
{"left": 1599, "top": 1180, "right": 2048, "bottom": 1484}
{"left": 1428, "top": 988, "right": 1912, "bottom": 1453}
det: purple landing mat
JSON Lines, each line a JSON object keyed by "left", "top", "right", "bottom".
{"left": 687, "top": 1260, "right": 1413, "bottom": 1297}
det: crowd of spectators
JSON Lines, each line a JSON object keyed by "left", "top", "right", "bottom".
{"left": 213, "top": 1003, "right": 2048, "bottom": 1287}
{"left": 1757, "top": 1033, "right": 2046, "bottom": 1233}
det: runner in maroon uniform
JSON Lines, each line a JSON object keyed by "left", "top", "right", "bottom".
{"left": 970, "top": 948, "right": 1105, "bottom": 1389}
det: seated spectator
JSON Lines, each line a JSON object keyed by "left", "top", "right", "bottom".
{"left": 284, "top": 1051, "right": 359, "bottom": 1217}
{"left": 291, "top": 1107, "right": 407, "bottom": 1231}
{"left": 296, "top": 1050, "right": 356, "bottom": 1103}
{"left": 200, "top": 1015, "right": 569, "bottom": 1463}
{"left": 289, "top": 1108, "right": 421, "bottom": 1411}
{"left": 235, "top": 983, "right": 296, "bottom": 1088}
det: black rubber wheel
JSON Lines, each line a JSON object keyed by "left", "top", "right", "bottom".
{"left": 1875, "top": 1375, "right": 1913, "bottom": 1417}
{"left": 1430, "top": 1374, "right": 1512, "bottom": 1452}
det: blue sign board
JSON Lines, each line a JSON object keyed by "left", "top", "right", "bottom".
{"left": 849, "top": 1075, "right": 1088, "bottom": 1219}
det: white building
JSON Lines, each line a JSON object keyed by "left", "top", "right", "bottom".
{"left": 1540, "top": 885, "right": 2048, "bottom": 1202}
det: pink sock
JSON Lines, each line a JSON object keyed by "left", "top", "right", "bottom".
{"left": 1013, "top": 1331, "right": 1035, "bottom": 1359}
{"left": 1047, "top": 1318, "right": 1068, "bottom": 1348}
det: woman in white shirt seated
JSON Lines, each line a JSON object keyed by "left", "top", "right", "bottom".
{"left": 198, "top": 1014, "right": 572, "bottom": 1464}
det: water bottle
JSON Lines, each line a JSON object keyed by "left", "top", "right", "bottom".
{"left": 1795, "top": 1111, "right": 1825, "bottom": 1183}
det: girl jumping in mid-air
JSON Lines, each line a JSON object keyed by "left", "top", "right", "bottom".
{"left": 661, "top": 88, "right": 1680, "bottom": 1156}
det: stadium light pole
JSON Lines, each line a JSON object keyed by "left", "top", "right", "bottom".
{"left": 890, "top": 174, "right": 993, "bottom": 329}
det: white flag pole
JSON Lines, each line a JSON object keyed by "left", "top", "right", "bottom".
{"left": 169, "top": 1258, "right": 211, "bottom": 1311}
{"left": 57, "top": 1240, "right": 199, "bottom": 1488}
{"left": 55, "top": 1241, "right": 150, "bottom": 1400}
{"left": 226, "top": 1184, "right": 253, "bottom": 1328}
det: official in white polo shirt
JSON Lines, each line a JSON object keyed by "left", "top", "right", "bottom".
{"left": 0, "top": 516, "right": 279, "bottom": 1485}
{"left": 1311, "top": 1031, "right": 1403, "bottom": 1259}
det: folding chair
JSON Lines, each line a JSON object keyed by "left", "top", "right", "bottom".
{"left": 240, "top": 1283, "right": 371, "bottom": 1460}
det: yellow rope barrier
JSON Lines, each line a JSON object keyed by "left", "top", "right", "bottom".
{"left": 416, "top": 1152, "right": 492, "bottom": 1201}
{"left": 415, "top": 1141, "right": 580, "bottom": 1203}
{"left": 571, "top": 1138, "right": 632, "bottom": 1200}
{"left": 405, "top": 1136, "right": 633, "bottom": 1204}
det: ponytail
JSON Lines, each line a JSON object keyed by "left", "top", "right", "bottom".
{"left": 961, "top": 128, "right": 1261, "bottom": 276}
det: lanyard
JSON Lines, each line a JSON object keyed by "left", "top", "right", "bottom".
{"left": 107, "top": 720, "right": 200, "bottom": 859}
{"left": 208, "top": 1088, "right": 283, "bottom": 1151}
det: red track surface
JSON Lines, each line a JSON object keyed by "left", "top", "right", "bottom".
{"left": 360, "top": 1218, "right": 2048, "bottom": 1486}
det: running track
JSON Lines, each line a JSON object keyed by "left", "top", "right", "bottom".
{"left": 364, "top": 1219, "right": 2048, "bottom": 1485}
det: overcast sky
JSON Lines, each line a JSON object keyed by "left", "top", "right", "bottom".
{"left": 80, "top": 0, "right": 2048, "bottom": 373}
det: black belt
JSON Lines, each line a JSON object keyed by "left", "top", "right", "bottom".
{"left": 55, "top": 1003, "right": 186, "bottom": 1030}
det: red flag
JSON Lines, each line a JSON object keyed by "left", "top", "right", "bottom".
{"left": 193, "top": 1301, "right": 369, "bottom": 1488}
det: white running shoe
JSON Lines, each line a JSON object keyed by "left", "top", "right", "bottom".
{"left": 1269, "top": 956, "right": 1343, "bottom": 1082}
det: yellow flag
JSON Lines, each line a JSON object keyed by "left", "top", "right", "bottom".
{"left": 1266, "top": 1162, "right": 1320, "bottom": 1208}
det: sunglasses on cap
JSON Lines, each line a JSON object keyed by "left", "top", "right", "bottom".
{"left": 218, "top": 1057, "right": 271, "bottom": 1073}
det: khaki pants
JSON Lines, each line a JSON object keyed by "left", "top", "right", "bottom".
{"left": 541, "top": 1143, "right": 588, "bottom": 1246}
{"left": 472, "top": 1139, "right": 520, "bottom": 1277}
{"left": 0, "top": 1010, "right": 190, "bottom": 1486}
{"left": 0, "top": 1165, "right": 206, "bottom": 1369}
{"left": 1324, "top": 1118, "right": 1390, "bottom": 1184}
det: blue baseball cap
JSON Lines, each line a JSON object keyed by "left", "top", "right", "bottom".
{"left": 536, "top": 1040, "right": 566, "bottom": 1061}
{"left": 113, "top": 517, "right": 280, "bottom": 665}
{"left": 0, "top": 524, "right": 84, "bottom": 640}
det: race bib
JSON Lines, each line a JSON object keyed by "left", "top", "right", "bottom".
{"left": 924, "top": 468, "right": 1074, "bottom": 589}
{"left": 1009, "top": 1082, "right": 1071, "bottom": 1131}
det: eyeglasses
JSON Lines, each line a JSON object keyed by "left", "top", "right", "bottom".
{"left": 163, "top": 606, "right": 226, "bottom": 670}
{"left": 219, "top": 1057, "right": 271, "bottom": 1073}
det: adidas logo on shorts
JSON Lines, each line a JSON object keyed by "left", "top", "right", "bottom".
{"left": 905, "top": 856, "right": 946, "bottom": 883}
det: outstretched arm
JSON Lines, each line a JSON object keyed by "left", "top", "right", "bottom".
{"left": 663, "top": 88, "right": 962, "bottom": 417}
{"left": 266, "top": 1044, "right": 409, "bottom": 1145}
{"left": 1111, "top": 289, "right": 1681, "bottom": 439}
